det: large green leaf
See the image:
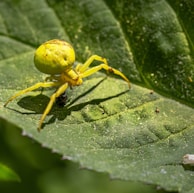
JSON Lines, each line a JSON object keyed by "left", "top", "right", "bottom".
{"left": 0, "top": 0, "right": 194, "bottom": 192}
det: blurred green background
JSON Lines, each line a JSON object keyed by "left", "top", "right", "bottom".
{"left": 0, "top": 121, "right": 169, "bottom": 193}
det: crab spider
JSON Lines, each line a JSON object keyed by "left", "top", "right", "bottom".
{"left": 4, "top": 39, "right": 130, "bottom": 131}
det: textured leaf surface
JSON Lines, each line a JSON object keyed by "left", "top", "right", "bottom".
{"left": 0, "top": 0, "right": 194, "bottom": 192}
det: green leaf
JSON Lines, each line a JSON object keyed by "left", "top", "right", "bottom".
{"left": 105, "top": 0, "right": 194, "bottom": 105}
{"left": 0, "top": 163, "right": 20, "bottom": 182}
{"left": 0, "top": 0, "right": 194, "bottom": 192}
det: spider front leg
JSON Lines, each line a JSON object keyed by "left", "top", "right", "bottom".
{"left": 38, "top": 83, "right": 68, "bottom": 131}
{"left": 75, "top": 55, "right": 108, "bottom": 73}
{"left": 4, "top": 82, "right": 61, "bottom": 107}
{"left": 77, "top": 55, "right": 130, "bottom": 87}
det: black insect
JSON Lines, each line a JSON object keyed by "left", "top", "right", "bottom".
{"left": 56, "top": 91, "right": 68, "bottom": 107}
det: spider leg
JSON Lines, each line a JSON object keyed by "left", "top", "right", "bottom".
{"left": 41, "top": 76, "right": 59, "bottom": 94}
{"left": 80, "top": 63, "right": 130, "bottom": 87}
{"left": 78, "top": 55, "right": 108, "bottom": 73}
{"left": 75, "top": 63, "right": 82, "bottom": 72}
{"left": 4, "top": 82, "right": 61, "bottom": 107}
{"left": 38, "top": 83, "right": 68, "bottom": 131}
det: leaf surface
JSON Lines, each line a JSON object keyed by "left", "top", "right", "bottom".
{"left": 0, "top": 0, "right": 194, "bottom": 192}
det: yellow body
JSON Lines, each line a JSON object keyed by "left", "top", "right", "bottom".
{"left": 4, "top": 39, "right": 130, "bottom": 131}
{"left": 34, "top": 40, "right": 75, "bottom": 74}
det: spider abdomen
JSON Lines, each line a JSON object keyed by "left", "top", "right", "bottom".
{"left": 34, "top": 39, "right": 75, "bottom": 75}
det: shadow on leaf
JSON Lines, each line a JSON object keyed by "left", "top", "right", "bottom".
{"left": 13, "top": 78, "right": 129, "bottom": 129}
{"left": 46, "top": 89, "right": 129, "bottom": 127}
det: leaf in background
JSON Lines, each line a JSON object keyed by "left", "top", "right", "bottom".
{"left": 0, "top": 0, "right": 194, "bottom": 193}
{"left": 105, "top": 0, "right": 194, "bottom": 105}
{"left": 0, "top": 163, "right": 20, "bottom": 182}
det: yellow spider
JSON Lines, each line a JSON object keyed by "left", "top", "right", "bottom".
{"left": 4, "top": 39, "right": 130, "bottom": 131}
